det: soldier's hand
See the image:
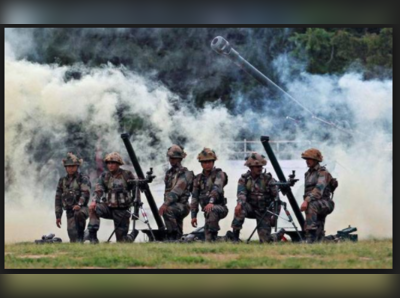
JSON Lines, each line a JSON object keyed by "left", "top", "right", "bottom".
{"left": 89, "top": 201, "right": 97, "bottom": 211}
{"left": 300, "top": 200, "right": 308, "bottom": 212}
{"left": 204, "top": 203, "right": 214, "bottom": 213}
{"left": 191, "top": 218, "right": 197, "bottom": 228}
{"left": 159, "top": 204, "right": 168, "bottom": 216}
{"left": 56, "top": 218, "right": 62, "bottom": 228}
{"left": 73, "top": 205, "right": 81, "bottom": 211}
{"left": 234, "top": 204, "right": 242, "bottom": 217}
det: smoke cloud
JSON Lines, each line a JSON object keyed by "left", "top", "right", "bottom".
{"left": 5, "top": 29, "right": 392, "bottom": 243}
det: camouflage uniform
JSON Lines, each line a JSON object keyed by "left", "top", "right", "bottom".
{"left": 191, "top": 168, "right": 229, "bottom": 241}
{"left": 231, "top": 152, "right": 279, "bottom": 243}
{"left": 162, "top": 145, "right": 194, "bottom": 240}
{"left": 302, "top": 149, "right": 335, "bottom": 242}
{"left": 231, "top": 171, "right": 279, "bottom": 243}
{"left": 88, "top": 152, "right": 137, "bottom": 242}
{"left": 163, "top": 164, "right": 194, "bottom": 239}
{"left": 55, "top": 153, "right": 91, "bottom": 242}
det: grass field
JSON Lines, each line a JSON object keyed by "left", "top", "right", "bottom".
{"left": 4, "top": 239, "right": 392, "bottom": 269}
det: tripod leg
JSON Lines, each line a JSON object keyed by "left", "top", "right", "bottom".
{"left": 292, "top": 222, "right": 303, "bottom": 242}
{"left": 107, "top": 229, "right": 116, "bottom": 243}
{"left": 107, "top": 210, "right": 131, "bottom": 243}
{"left": 246, "top": 226, "right": 258, "bottom": 244}
{"left": 246, "top": 209, "right": 269, "bottom": 244}
{"left": 274, "top": 201, "right": 278, "bottom": 232}
{"left": 138, "top": 205, "right": 155, "bottom": 241}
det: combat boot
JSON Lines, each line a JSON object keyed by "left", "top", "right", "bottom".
{"left": 166, "top": 231, "right": 178, "bottom": 242}
{"left": 124, "top": 229, "right": 139, "bottom": 243}
{"left": 232, "top": 229, "right": 241, "bottom": 243}
{"left": 205, "top": 230, "right": 213, "bottom": 242}
{"left": 306, "top": 230, "right": 317, "bottom": 244}
{"left": 89, "top": 230, "right": 99, "bottom": 244}
{"left": 211, "top": 231, "right": 218, "bottom": 242}
{"left": 77, "top": 229, "right": 85, "bottom": 243}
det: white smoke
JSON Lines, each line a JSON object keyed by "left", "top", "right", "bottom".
{"left": 5, "top": 29, "right": 392, "bottom": 243}
{"left": 4, "top": 33, "right": 245, "bottom": 242}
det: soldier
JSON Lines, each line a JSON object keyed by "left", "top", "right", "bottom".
{"left": 190, "top": 148, "right": 229, "bottom": 242}
{"left": 55, "top": 153, "right": 91, "bottom": 243}
{"left": 231, "top": 152, "right": 279, "bottom": 243}
{"left": 88, "top": 152, "right": 137, "bottom": 244}
{"left": 158, "top": 145, "right": 194, "bottom": 241}
{"left": 300, "top": 148, "right": 336, "bottom": 243}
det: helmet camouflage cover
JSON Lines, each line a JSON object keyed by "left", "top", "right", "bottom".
{"left": 301, "top": 148, "right": 323, "bottom": 162}
{"left": 244, "top": 152, "right": 267, "bottom": 167}
{"left": 197, "top": 148, "right": 217, "bottom": 162}
{"left": 62, "top": 152, "right": 83, "bottom": 166}
{"left": 104, "top": 152, "right": 124, "bottom": 165}
{"left": 166, "top": 145, "right": 187, "bottom": 159}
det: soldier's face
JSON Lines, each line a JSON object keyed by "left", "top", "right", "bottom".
{"left": 106, "top": 162, "right": 120, "bottom": 172}
{"left": 169, "top": 157, "right": 182, "bottom": 167}
{"left": 201, "top": 160, "right": 214, "bottom": 172}
{"left": 65, "top": 165, "right": 78, "bottom": 175}
{"left": 306, "top": 159, "right": 318, "bottom": 168}
{"left": 250, "top": 166, "right": 263, "bottom": 176}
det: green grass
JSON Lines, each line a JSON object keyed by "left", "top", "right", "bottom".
{"left": 4, "top": 239, "right": 392, "bottom": 269}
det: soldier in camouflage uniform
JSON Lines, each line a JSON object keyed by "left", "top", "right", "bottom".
{"left": 231, "top": 153, "right": 279, "bottom": 243}
{"left": 300, "top": 148, "right": 336, "bottom": 243}
{"left": 55, "top": 153, "right": 91, "bottom": 243}
{"left": 190, "top": 148, "right": 229, "bottom": 242}
{"left": 159, "top": 145, "right": 194, "bottom": 241}
{"left": 88, "top": 152, "right": 137, "bottom": 244}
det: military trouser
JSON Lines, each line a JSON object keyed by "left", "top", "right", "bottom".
{"left": 88, "top": 203, "right": 130, "bottom": 242}
{"left": 231, "top": 202, "right": 272, "bottom": 243}
{"left": 162, "top": 202, "right": 190, "bottom": 238}
{"left": 204, "top": 205, "right": 229, "bottom": 241}
{"left": 65, "top": 207, "right": 89, "bottom": 242}
{"left": 305, "top": 199, "right": 335, "bottom": 241}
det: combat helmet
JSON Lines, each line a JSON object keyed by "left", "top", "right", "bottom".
{"left": 197, "top": 148, "right": 217, "bottom": 162}
{"left": 62, "top": 152, "right": 83, "bottom": 166}
{"left": 301, "top": 148, "right": 323, "bottom": 162}
{"left": 166, "top": 145, "right": 187, "bottom": 159}
{"left": 104, "top": 152, "right": 124, "bottom": 165}
{"left": 244, "top": 152, "right": 267, "bottom": 167}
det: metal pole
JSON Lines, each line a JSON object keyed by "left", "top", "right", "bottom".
{"left": 121, "top": 133, "right": 165, "bottom": 230}
{"left": 260, "top": 136, "right": 305, "bottom": 230}
{"left": 211, "top": 36, "right": 354, "bottom": 136}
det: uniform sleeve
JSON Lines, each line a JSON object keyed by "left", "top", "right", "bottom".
{"left": 164, "top": 172, "right": 189, "bottom": 206}
{"left": 55, "top": 178, "right": 63, "bottom": 219}
{"left": 78, "top": 175, "right": 91, "bottom": 206}
{"left": 237, "top": 177, "right": 247, "bottom": 204}
{"left": 190, "top": 175, "right": 200, "bottom": 218}
{"left": 307, "top": 171, "right": 330, "bottom": 202}
{"left": 209, "top": 171, "right": 226, "bottom": 203}
{"left": 94, "top": 173, "right": 106, "bottom": 203}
